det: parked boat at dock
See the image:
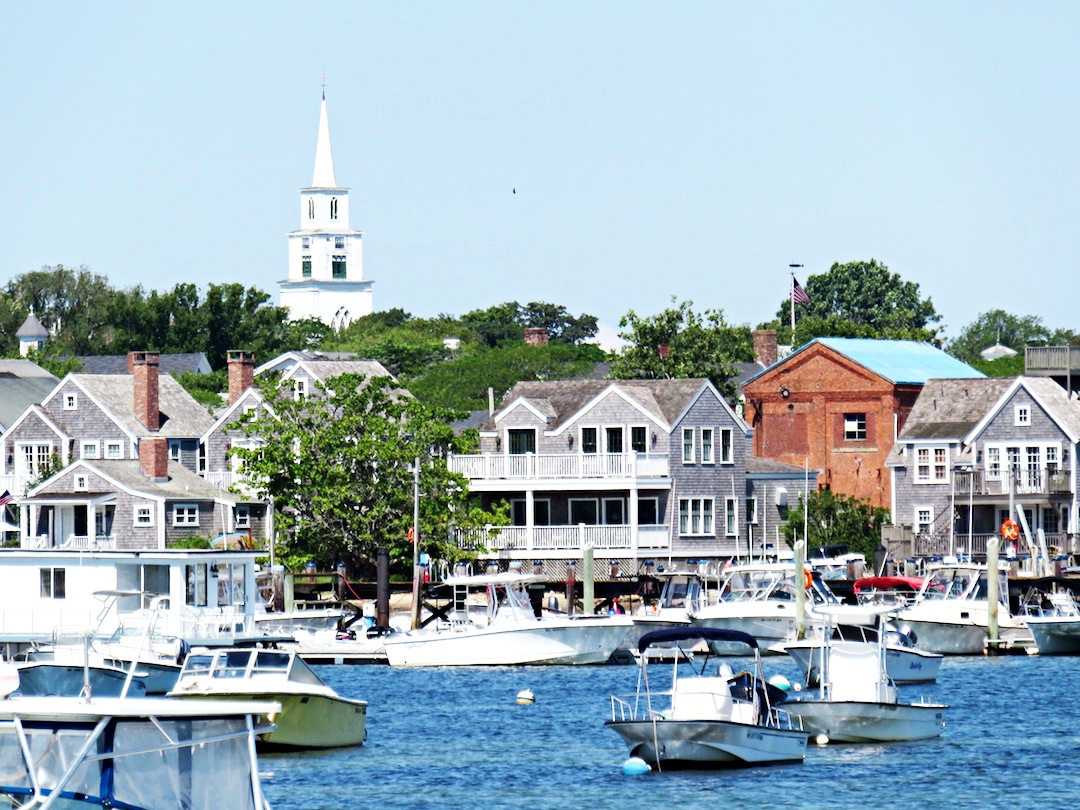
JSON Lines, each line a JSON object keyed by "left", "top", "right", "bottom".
{"left": 783, "top": 621, "right": 943, "bottom": 685}
{"left": 1019, "top": 581, "right": 1080, "bottom": 655}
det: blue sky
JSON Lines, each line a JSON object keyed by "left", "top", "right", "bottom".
{"left": 2, "top": 3, "right": 1076, "bottom": 347}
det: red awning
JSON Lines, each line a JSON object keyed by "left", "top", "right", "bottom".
{"left": 854, "top": 575, "right": 925, "bottom": 593}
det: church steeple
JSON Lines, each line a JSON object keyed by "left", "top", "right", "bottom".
{"left": 311, "top": 93, "right": 338, "bottom": 188}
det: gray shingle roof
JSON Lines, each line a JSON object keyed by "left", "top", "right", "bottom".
{"left": 72, "top": 374, "right": 214, "bottom": 438}
{"left": 302, "top": 359, "right": 395, "bottom": 382}
{"left": 82, "top": 460, "right": 233, "bottom": 502}
{"left": 0, "top": 378, "right": 59, "bottom": 431}
{"left": 16, "top": 314, "right": 47, "bottom": 338}
{"left": 75, "top": 353, "right": 213, "bottom": 375}
{"left": 898, "top": 378, "right": 1014, "bottom": 441}
{"left": 1019, "top": 377, "right": 1080, "bottom": 440}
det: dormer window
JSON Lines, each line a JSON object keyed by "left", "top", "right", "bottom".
{"left": 74, "top": 474, "right": 89, "bottom": 492}
{"left": 330, "top": 198, "right": 338, "bottom": 219}
{"left": 1015, "top": 405, "right": 1031, "bottom": 426}
{"left": 294, "top": 378, "right": 308, "bottom": 400}
{"left": 64, "top": 393, "right": 78, "bottom": 411}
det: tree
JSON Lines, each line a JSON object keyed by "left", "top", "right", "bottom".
{"left": 773, "top": 259, "right": 943, "bottom": 344}
{"left": 233, "top": 373, "right": 506, "bottom": 573}
{"left": 945, "top": 309, "right": 1053, "bottom": 364}
{"left": 780, "top": 489, "right": 890, "bottom": 561}
{"left": 460, "top": 301, "right": 598, "bottom": 347}
{"left": 608, "top": 298, "right": 753, "bottom": 399}
{"left": 5, "top": 265, "right": 118, "bottom": 354}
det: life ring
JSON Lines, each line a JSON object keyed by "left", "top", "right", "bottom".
{"left": 803, "top": 568, "right": 813, "bottom": 590}
{"left": 1000, "top": 519, "right": 1020, "bottom": 541}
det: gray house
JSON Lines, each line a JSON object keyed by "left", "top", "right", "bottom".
{"left": 449, "top": 378, "right": 811, "bottom": 574}
{"left": 887, "top": 376, "right": 1080, "bottom": 562}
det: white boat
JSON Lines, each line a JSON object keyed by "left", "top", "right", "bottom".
{"left": 894, "top": 562, "right": 1031, "bottom": 655}
{"left": 627, "top": 569, "right": 707, "bottom": 645}
{"left": 382, "top": 572, "right": 632, "bottom": 667}
{"left": 169, "top": 646, "right": 367, "bottom": 749}
{"left": 1020, "top": 584, "right": 1080, "bottom": 655}
{"left": 783, "top": 623, "right": 943, "bottom": 685}
{"left": 605, "top": 627, "right": 808, "bottom": 769}
{"left": 783, "top": 610, "right": 947, "bottom": 743}
{"left": 0, "top": 662, "right": 274, "bottom": 808}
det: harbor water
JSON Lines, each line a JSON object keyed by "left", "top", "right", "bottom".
{"left": 262, "top": 654, "right": 1080, "bottom": 809}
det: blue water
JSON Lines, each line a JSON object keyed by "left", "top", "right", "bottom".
{"left": 261, "top": 654, "right": 1080, "bottom": 809}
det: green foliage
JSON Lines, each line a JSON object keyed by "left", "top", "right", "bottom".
{"left": 25, "top": 350, "right": 83, "bottom": 378}
{"left": 945, "top": 309, "right": 1055, "bottom": 364}
{"left": 461, "top": 301, "right": 598, "bottom": 347}
{"left": 169, "top": 536, "right": 212, "bottom": 549}
{"left": 232, "top": 373, "right": 508, "bottom": 574}
{"left": 23, "top": 453, "right": 64, "bottom": 495}
{"left": 405, "top": 342, "right": 606, "bottom": 411}
{"left": 608, "top": 297, "right": 752, "bottom": 400}
{"left": 5, "top": 265, "right": 117, "bottom": 355}
{"left": 968, "top": 354, "right": 1025, "bottom": 378}
{"left": 771, "top": 259, "right": 942, "bottom": 345}
{"left": 173, "top": 369, "right": 228, "bottom": 408}
{"left": 780, "top": 489, "right": 890, "bottom": 561}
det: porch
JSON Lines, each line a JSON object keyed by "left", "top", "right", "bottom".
{"left": 449, "top": 452, "right": 670, "bottom": 483}
{"left": 952, "top": 468, "right": 1072, "bottom": 498}
{"left": 455, "top": 524, "right": 672, "bottom": 557}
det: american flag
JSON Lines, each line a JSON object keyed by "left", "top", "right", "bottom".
{"left": 791, "top": 277, "right": 810, "bottom": 305}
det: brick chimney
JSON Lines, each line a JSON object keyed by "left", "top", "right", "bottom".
{"left": 753, "top": 329, "right": 778, "bottom": 367}
{"left": 129, "top": 351, "right": 160, "bottom": 430}
{"left": 524, "top": 327, "right": 549, "bottom": 346}
{"left": 139, "top": 436, "right": 169, "bottom": 482}
{"left": 227, "top": 350, "right": 256, "bottom": 406}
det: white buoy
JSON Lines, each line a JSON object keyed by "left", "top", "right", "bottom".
{"left": 814, "top": 734, "right": 830, "bottom": 746}
{"left": 622, "top": 757, "right": 652, "bottom": 775}
{"left": 516, "top": 688, "right": 535, "bottom": 705}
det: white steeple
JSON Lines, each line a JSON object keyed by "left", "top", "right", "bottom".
{"left": 280, "top": 90, "right": 374, "bottom": 330}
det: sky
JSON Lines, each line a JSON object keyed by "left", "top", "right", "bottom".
{"left": 3, "top": 3, "right": 1078, "bottom": 349}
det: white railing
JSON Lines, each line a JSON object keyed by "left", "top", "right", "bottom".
{"left": 0, "top": 473, "right": 30, "bottom": 497}
{"left": 456, "top": 523, "right": 671, "bottom": 554}
{"left": 202, "top": 470, "right": 259, "bottom": 497}
{"left": 0, "top": 608, "right": 95, "bottom": 636}
{"left": 449, "top": 453, "right": 669, "bottom": 481}
{"left": 62, "top": 534, "right": 117, "bottom": 551}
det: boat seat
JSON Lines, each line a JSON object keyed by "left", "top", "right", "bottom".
{"left": 669, "top": 677, "right": 734, "bottom": 721}
{"left": 827, "top": 641, "right": 894, "bottom": 702}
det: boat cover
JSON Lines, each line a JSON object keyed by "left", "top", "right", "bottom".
{"left": 854, "top": 576, "right": 925, "bottom": 593}
{"left": 637, "top": 627, "right": 758, "bottom": 653}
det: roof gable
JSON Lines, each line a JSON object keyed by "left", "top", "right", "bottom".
{"left": 898, "top": 378, "right": 1015, "bottom": 442}
{"left": 964, "top": 377, "right": 1080, "bottom": 445}
{"left": 50, "top": 374, "right": 214, "bottom": 439}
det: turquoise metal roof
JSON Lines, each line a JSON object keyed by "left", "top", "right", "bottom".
{"left": 813, "top": 338, "right": 985, "bottom": 384}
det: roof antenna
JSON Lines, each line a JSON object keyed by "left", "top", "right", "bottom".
{"left": 321, "top": 70, "right": 327, "bottom": 100}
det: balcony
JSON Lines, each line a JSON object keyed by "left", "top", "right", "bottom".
{"left": 0, "top": 473, "right": 31, "bottom": 497}
{"left": 455, "top": 524, "right": 671, "bottom": 557}
{"left": 952, "top": 468, "right": 1072, "bottom": 498}
{"left": 1025, "top": 346, "right": 1080, "bottom": 374}
{"left": 23, "top": 534, "right": 117, "bottom": 551}
{"left": 449, "top": 452, "right": 670, "bottom": 484}
{"left": 202, "top": 470, "right": 259, "bottom": 497}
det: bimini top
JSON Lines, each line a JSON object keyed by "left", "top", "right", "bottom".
{"left": 637, "top": 627, "right": 758, "bottom": 653}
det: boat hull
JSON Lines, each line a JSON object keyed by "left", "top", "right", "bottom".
{"left": 605, "top": 719, "right": 807, "bottom": 767}
{"left": 689, "top": 612, "right": 794, "bottom": 654}
{"left": 784, "top": 700, "right": 946, "bottom": 742}
{"left": 784, "top": 642, "right": 942, "bottom": 684}
{"left": 1025, "top": 616, "right": 1080, "bottom": 655}
{"left": 16, "top": 662, "right": 147, "bottom": 697}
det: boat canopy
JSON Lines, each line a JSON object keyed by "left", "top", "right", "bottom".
{"left": 637, "top": 627, "right": 758, "bottom": 653}
{"left": 854, "top": 576, "right": 925, "bottom": 593}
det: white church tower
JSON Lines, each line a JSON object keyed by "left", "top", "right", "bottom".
{"left": 280, "top": 91, "right": 374, "bottom": 329}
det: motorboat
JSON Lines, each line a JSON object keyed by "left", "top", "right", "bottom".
{"left": 382, "top": 572, "right": 632, "bottom": 666}
{"left": 605, "top": 627, "right": 808, "bottom": 769}
{"left": 783, "top": 622, "right": 943, "bottom": 685}
{"left": 893, "top": 561, "right": 1031, "bottom": 654}
{"left": 168, "top": 646, "right": 367, "bottom": 749}
{"left": 783, "top": 609, "right": 948, "bottom": 743}
{"left": 1019, "top": 582, "right": 1080, "bottom": 655}
{"left": 0, "top": 661, "right": 274, "bottom": 808}
{"left": 627, "top": 569, "right": 708, "bottom": 646}
{"left": 852, "top": 576, "right": 926, "bottom": 607}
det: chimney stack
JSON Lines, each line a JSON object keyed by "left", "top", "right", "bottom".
{"left": 752, "top": 329, "right": 778, "bottom": 368}
{"left": 523, "top": 327, "right": 549, "bottom": 346}
{"left": 129, "top": 351, "right": 160, "bottom": 431}
{"left": 139, "top": 436, "right": 169, "bottom": 482}
{"left": 227, "top": 350, "right": 256, "bottom": 406}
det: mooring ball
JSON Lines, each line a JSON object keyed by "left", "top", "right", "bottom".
{"left": 622, "top": 757, "right": 652, "bottom": 775}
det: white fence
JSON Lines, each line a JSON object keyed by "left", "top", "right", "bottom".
{"left": 449, "top": 453, "right": 670, "bottom": 481}
{"left": 456, "top": 523, "right": 671, "bottom": 555}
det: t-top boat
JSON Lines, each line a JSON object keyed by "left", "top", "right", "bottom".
{"left": 382, "top": 572, "right": 632, "bottom": 667}
{"left": 627, "top": 569, "right": 709, "bottom": 644}
{"left": 783, "top": 608, "right": 947, "bottom": 743}
{"left": 1019, "top": 580, "right": 1080, "bottom": 655}
{"left": 0, "top": 661, "right": 275, "bottom": 808}
{"left": 605, "top": 627, "right": 808, "bottom": 770}
{"left": 783, "top": 621, "right": 943, "bottom": 685}
{"left": 168, "top": 646, "right": 367, "bottom": 749}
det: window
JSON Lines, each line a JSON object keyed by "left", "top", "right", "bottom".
{"left": 603, "top": 498, "right": 625, "bottom": 525}
{"left": 1015, "top": 405, "right": 1031, "bottom": 426}
{"left": 17, "top": 443, "right": 53, "bottom": 476}
{"left": 605, "top": 427, "right": 624, "bottom": 454}
{"left": 915, "top": 507, "right": 933, "bottom": 535}
{"left": 844, "top": 413, "right": 867, "bottom": 441}
{"left": 725, "top": 498, "right": 738, "bottom": 536}
{"left": 638, "top": 497, "right": 659, "bottom": 525}
{"left": 332, "top": 256, "right": 346, "bottom": 279}
{"left": 173, "top": 504, "right": 199, "bottom": 526}
{"left": 302, "top": 237, "right": 310, "bottom": 249}
{"left": 74, "top": 474, "right": 88, "bottom": 491}
{"left": 186, "top": 563, "right": 208, "bottom": 607}
{"left": 293, "top": 378, "right": 308, "bottom": 400}
{"left": 64, "top": 393, "right": 78, "bottom": 410}
{"left": 916, "top": 446, "right": 948, "bottom": 483}
{"left": 720, "top": 428, "right": 734, "bottom": 464}
{"left": 507, "top": 429, "right": 536, "bottom": 455}
{"left": 81, "top": 441, "right": 99, "bottom": 459}
{"left": 986, "top": 446, "right": 1001, "bottom": 480}
{"left": 569, "top": 499, "right": 598, "bottom": 525}
{"left": 580, "top": 428, "right": 597, "bottom": 454}
{"left": 330, "top": 198, "right": 339, "bottom": 220}
{"left": 234, "top": 505, "right": 251, "bottom": 529}
{"left": 747, "top": 497, "right": 758, "bottom": 525}
{"left": 701, "top": 428, "right": 714, "bottom": 463}
{"left": 682, "top": 428, "right": 695, "bottom": 464}
{"left": 105, "top": 441, "right": 123, "bottom": 459}
{"left": 40, "top": 568, "right": 66, "bottom": 599}
{"left": 1043, "top": 507, "right": 1060, "bottom": 535}
{"left": 631, "top": 426, "right": 647, "bottom": 454}
{"left": 169, "top": 440, "right": 182, "bottom": 463}
{"left": 510, "top": 499, "right": 550, "bottom": 526}
{"left": 302, "top": 256, "right": 312, "bottom": 278}
{"left": 134, "top": 506, "right": 154, "bottom": 527}
{"left": 334, "top": 236, "right": 345, "bottom": 249}
{"left": 678, "top": 498, "right": 714, "bottom": 536}
{"left": 308, "top": 199, "right": 314, "bottom": 219}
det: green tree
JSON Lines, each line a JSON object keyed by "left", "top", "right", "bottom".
{"left": 233, "top": 373, "right": 506, "bottom": 573}
{"left": 5, "top": 265, "right": 118, "bottom": 354}
{"left": 945, "top": 309, "right": 1052, "bottom": 364}
{"left": 608, "top": 297, "right": 752, "bottom": 399}
{"left": 780, "top": 489, "right": 890, "bottom": 561}
{"left": 460, "top": 301, "right": 598, "bottom": 347}
{"left": 773, "top": 259, "right": 943, "bottom": 345}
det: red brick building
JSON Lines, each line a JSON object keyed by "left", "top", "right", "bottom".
{"left": 741, "top": 337, "right": 984, "bottom": 509}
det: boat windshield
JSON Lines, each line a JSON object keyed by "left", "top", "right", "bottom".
{"left": 718, "top": 570, "right": 795, "bottom": 602}
{"left": 920, "top": 567, "right": 1007, "bottom": 604}
{"left": 660, "top": 576, "right": 703, "bottom": 609}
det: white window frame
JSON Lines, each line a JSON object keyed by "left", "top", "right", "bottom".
{"left": 915, "top": 506, "right": 934, "bottom": 535}
{"left": 40, "top": 568, "right": 66, "bottom": 599}
{"left": 134, "top": 506, "right": 154, "bottom": 527}
{"left": 169, "top": 440, "right": 182, "bottom": 463}
{"left": 844, "top": 413, "right": 867, "bottom": 441}
{"left": 73, "top": 474, "right": 89, "bottom": 492}
{"left": 569, "top": 498, "right": 599, "bottom": 526}
{"left": 915, "top": 445, "right": 949, "bottom": 484}
{"left": 16, "top": 443, "right": 53, "bottom": 476}
{"left": 678, "top": 497, "right": 714, "bottom": 536}
{"left": 173, "top": 504, "right": 199, "bottom": 527}
{"left": 700, "top": 428, "right": 714, "bottom": 464}
{"left": 63, "top": 393, "right": 78, "bottom": 411}
{"left": 746, "top": 497, "right": 759, "bottom": 525}
{"left": 1014, "top": 404, "right": 1031, "bottom": 427}
{"left": 294, "top": 378, "right": 308, "bottom": 400}
{"left": 725, "top": 497, "right": 738, "bottom": 536}
{"left": 234, "top": 505, "right": 251, "bottom": 529}
{"left": 682, "top": 428, "right": 695, "bottom": 464}
{"left": 80, "top": 440, "right": 100, "bottom": 459}
{"left": 105, "top": 441, "right": 123, "bottom": 459}
{"left": 720, "top": 428, "right": 734, "bottom": 464}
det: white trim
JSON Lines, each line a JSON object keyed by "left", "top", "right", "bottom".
{"left": 1014, "top": 404, "right": 1031, "bottom": 427}
{"left": 720, "top": 427, "right": 734, "bottom": 464}
{"left": 173, "top": 503, "right": 200, "bottom": 527}
{"left": 915, "top": 445, "right": 950, "bottom": 484}
{"left": 681, "top": 428, "right": 695, "bottom": 464}
{"left": 678, "top": 497, "right": 715, "bottom": 536}
{"left": 133, "top": 504, "right": 155, "bottom": 527}
{"left": 63, "top": 392, "right": 78, "bottom": 411}
{"left": 80, "top": 439, "right": 100, "bottom": 459}
{"left": 700, "top": 427, "right": 715, "bottom": 464}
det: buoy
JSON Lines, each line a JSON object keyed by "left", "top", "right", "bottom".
{"left": 516, "top": 689, "right": 535, "bottom": 705}
{"left": 622, "top": 757, "right": 652, "bottom": 775}
{"left": 814, "top": 734, "right": 830, "bottom": 746}
{"left": 767, "top": 674, "right": 791, "bottom": 692}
